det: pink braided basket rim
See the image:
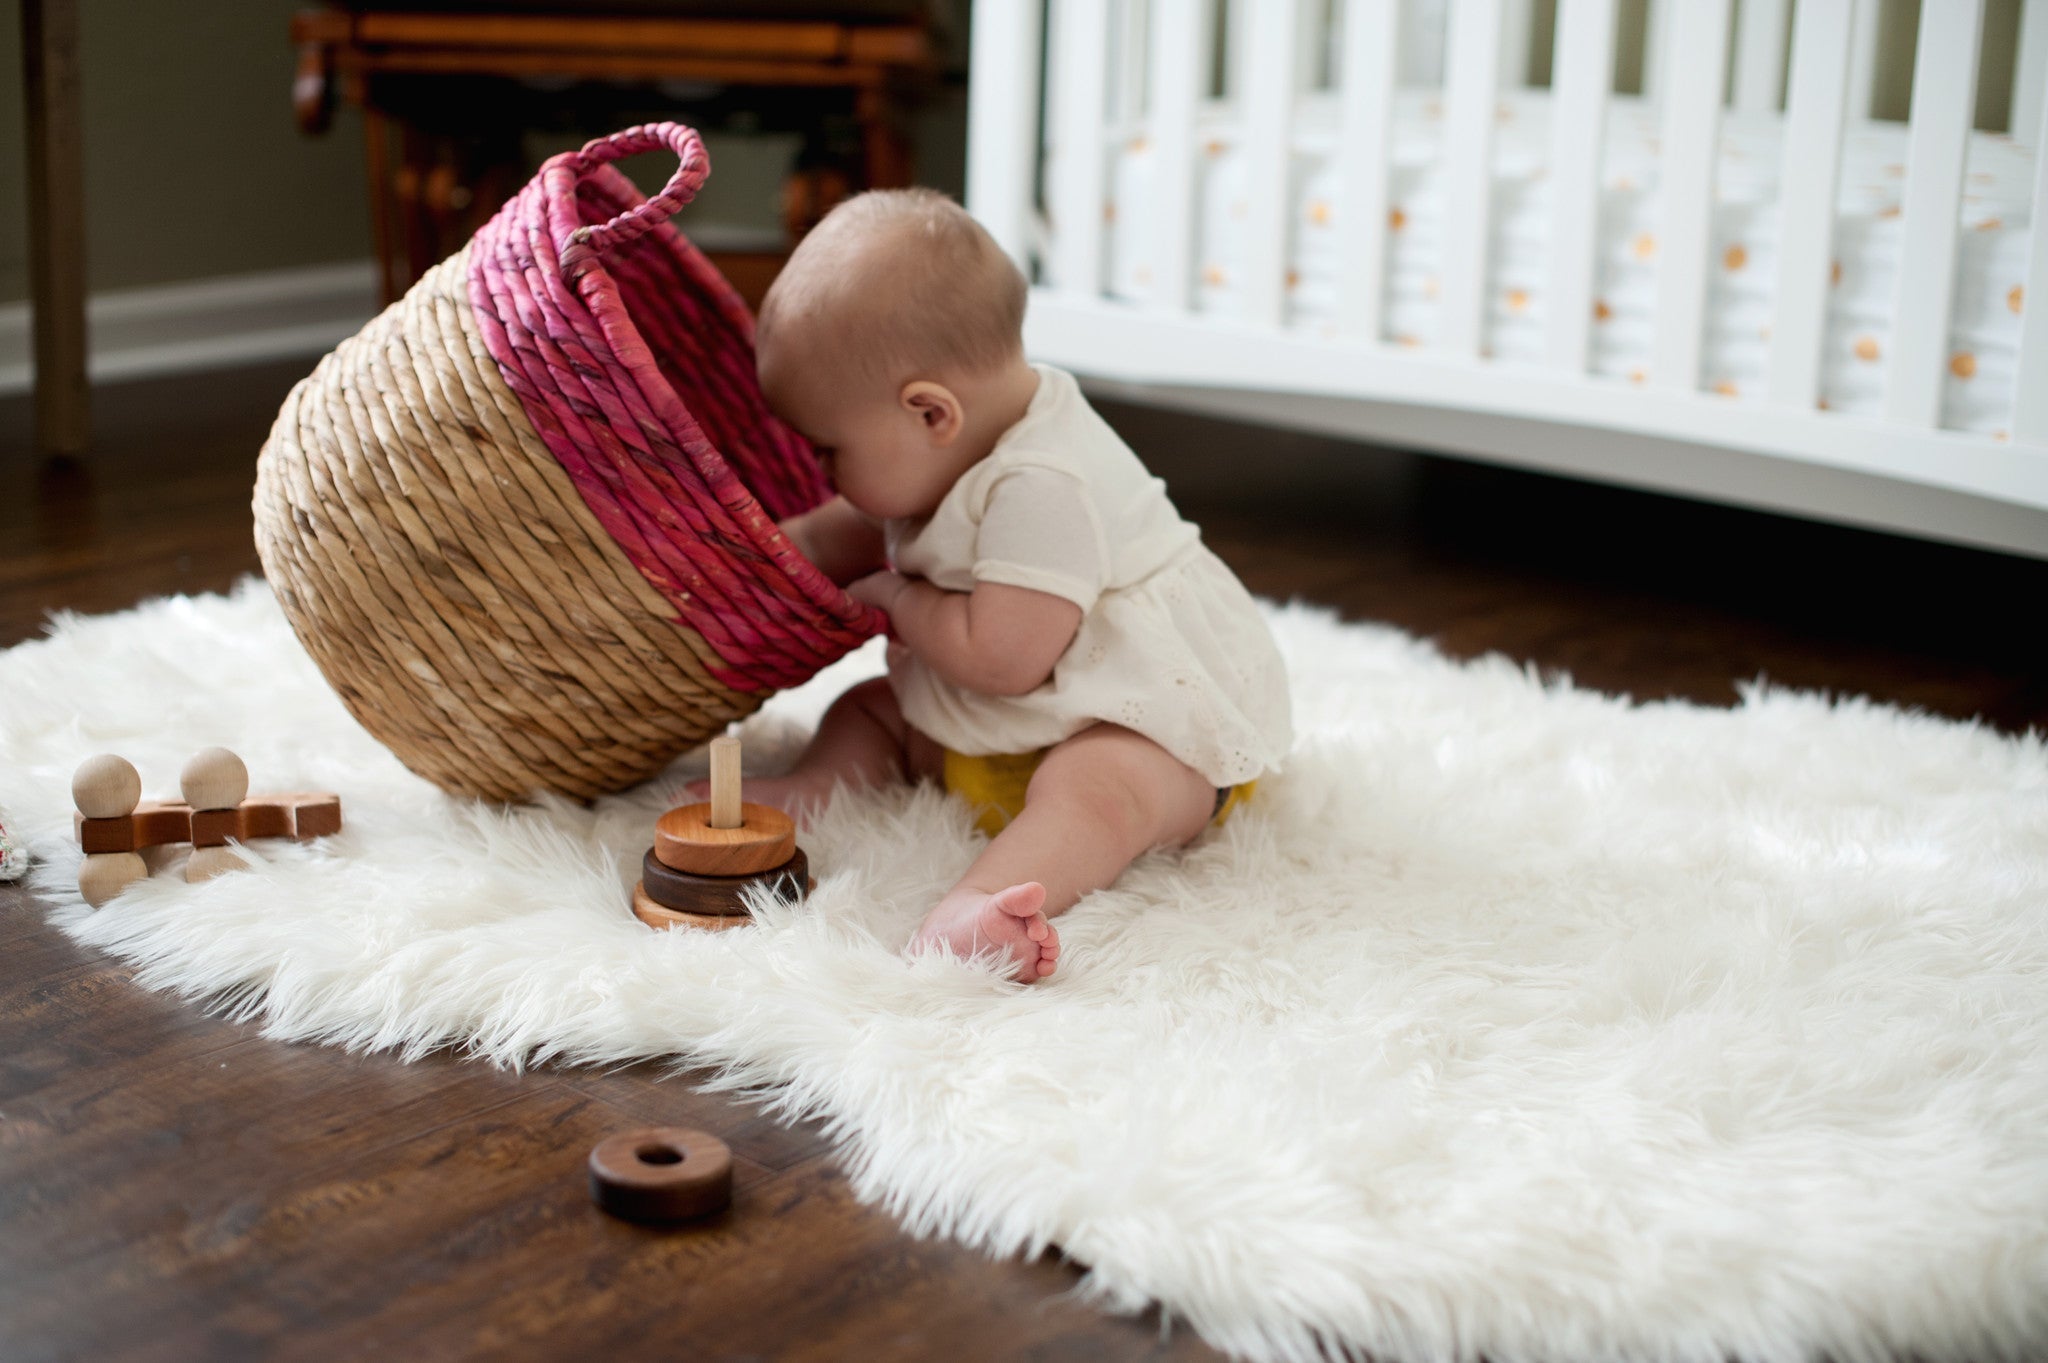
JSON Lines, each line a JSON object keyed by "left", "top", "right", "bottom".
{"left": 466, "top": 123, "right": 885, "bottom": 692}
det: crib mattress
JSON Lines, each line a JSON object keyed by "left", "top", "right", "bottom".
{"left": 1085, "top": 90, "right": 2034, "bottom": 436}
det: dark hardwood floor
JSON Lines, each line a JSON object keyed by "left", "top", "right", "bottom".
{"left": 2, "top": 363, "right": 2043, "bottom": 1362}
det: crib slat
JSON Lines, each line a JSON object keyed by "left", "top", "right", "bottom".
{"left": 1115, "top": 0, "right": 1149, "bottom": 121}
{"left": 1768, "top": 0, "right": 1852, "bottom": 407}
{"left": 1336, "top": 0, "right": 1400, "bottom": 338}
{"left": 1649, "top": 0, "right": 1730, "bottom": 390}
{"left": 1885, "top": 0, "right": 1983, "bottom": 427}
{"left": 1227, "top": 0, "right": 1252, "bottom": 101}
{"left": 965, "top": 0, "right": 1044, "bottom": 268}
{"left": 2014, "top": 77, "right": 2048, "bottom": 439}
{"left": 2016, "top": 0, "right": 2047, "bottom": 142}
{"left": 1733, "top": 0, "right": 1789, "bottom": 113}
{"left": 1545, "top": 0, "right": 1617, "bottom": 372}
{"left": 1296, "top": 0, "right": 1327, "bottom": 91}
{"left": 1440, "top": 0, "right": 1504, "bottom": 357}
{"left": 1240, "top": 0, "right": 1298, "bottom": 327}
{"left": 1049, "top": 0, "right": 1113, "bottom": 300}
{"left": 1846, "top": 0, "right": 1880, "bottom": 119}
{"left": 1499, "top": 0, "right": 1532, "bottom": 87}
{"left": 1146, "top": 0, "right": 1206, "bottom": 312}
{"left": 1640, "top": 0, "right": 1665, "bottom": 99}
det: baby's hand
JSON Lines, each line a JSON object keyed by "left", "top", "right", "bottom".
{"left": 847, "top": 569, "right": 912, "bottom": 615}
{"left": 779, "top": 496, "right": 887, "bottom": 586}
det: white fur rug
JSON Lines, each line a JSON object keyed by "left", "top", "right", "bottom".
{"left": 3, "top": 580, "right": 2045, "bottom": 1363}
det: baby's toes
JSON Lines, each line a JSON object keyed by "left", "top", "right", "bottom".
{"left": 1027, "top": 921, "right": 1061, "bottom": 979}
{"left": 987, "top": 881, "right": 1048, "bottom": 923}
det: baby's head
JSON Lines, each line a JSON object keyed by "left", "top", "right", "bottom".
{"left": 756, "top": 188, "right": 1031, "bottom": 519}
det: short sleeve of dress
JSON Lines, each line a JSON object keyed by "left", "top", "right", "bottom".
{"left": 971, "top": 465, "right": 1108, "bottom": 612}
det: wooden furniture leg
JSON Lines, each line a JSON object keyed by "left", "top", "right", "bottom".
{"left": 21, "top": 0, "right": 90, "bottom": 459}
{"left": 855, "top": 83, "right": 914, "bottom": 188}
{"left": 395, "top": 121, "right": 438, "bottom": 293}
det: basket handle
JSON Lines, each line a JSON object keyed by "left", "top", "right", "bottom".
{"left": 564, "top": 123, "right": 710, "bottom": 257}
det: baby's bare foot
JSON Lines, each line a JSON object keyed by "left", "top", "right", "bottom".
{"left": 680, "top": 771, "right": 836, "bottom": 826}
{"left": 908, "top": 882, "right": 1061, "bottom": 983}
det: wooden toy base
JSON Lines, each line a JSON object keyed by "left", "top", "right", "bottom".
{"left": 73, "top": 794, "right": 343, "bottom": 852}
{"left": 632, "top": 882, "right": 752, "bottom": 931}
{"left": 630, "top": 874, "right": 817, "bottom": 932}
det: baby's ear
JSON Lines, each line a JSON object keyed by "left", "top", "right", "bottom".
{"left": 899, "top": 381, "right": 964, "bottom": 442}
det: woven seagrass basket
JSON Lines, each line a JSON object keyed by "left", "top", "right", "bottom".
{"left": 255, "top": 124, "right": 884, "bottom": 802}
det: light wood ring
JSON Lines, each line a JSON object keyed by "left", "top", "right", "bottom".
{"left": 653, "top": 801, "right": 795, "bottom": 876}
{"left": 632, "top": 881, "right": 753, "bottom": 932}
{"left": 587, "top": 1127, "right": 732, "bottom": 1221}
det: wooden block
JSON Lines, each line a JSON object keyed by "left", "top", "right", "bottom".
{"left": 72, "top": 754, "right": 141, "bottom": 819}
{"left": 631, "top": 881, "right": 755, "bottom": 932}
{"left": 288, "top": 793, "right": 343, "bottom": 840}
{"left": 77, "top": 814, "right": 136, "bottom": 854}
{"left": 237, "top": 800, "right": 296, "bottom": 841}
{"left": 189, "top": 807, "right": 240, "bottom": 849}
{"left": 132, "top": 800, "right": 193, "bottom": 848}
{"left": 653, "top": 801, "right": 795, "bottom": 876}
{"left": 229, "top": 793, "right": 343, "bottom": 841}
{"left": 186, "top": 845, "right": 246, "bottom": 882}
{"left": 79, "top": 851, "right": 147, "bottom": 908}
{"left": 641, "top": 847, "right": 808, "bottom": 918}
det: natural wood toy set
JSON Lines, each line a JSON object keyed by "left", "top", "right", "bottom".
{"left": 631, "top": 736, "right": 810, "bottom": 931}
{"left": 72, "top": 749, "right": 343, "bottom": 907}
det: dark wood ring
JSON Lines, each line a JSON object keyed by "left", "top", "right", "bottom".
{"left": 640, "top": 846, "right": 807, "bottom": 917}
{"left": 587, "top": 1127, "right": 733, "bottom": 1222}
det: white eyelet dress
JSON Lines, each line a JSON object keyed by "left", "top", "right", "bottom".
{"left": 883, "top": 364, "right": 1293, "bottom": 788}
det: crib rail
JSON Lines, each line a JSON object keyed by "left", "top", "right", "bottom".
{"left": 968, "top": 0, "right": 2048, "bottom": 552}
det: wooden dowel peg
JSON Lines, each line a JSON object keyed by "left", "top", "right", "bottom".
{"left": 708, "top": 735, "right": 742, "bottom": 830}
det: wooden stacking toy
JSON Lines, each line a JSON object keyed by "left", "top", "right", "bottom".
{"left": 632, "top": 736, "right": 810, "bottom": 931}
{"left": 72, "top": 750, "right": 344, "bottom": 906}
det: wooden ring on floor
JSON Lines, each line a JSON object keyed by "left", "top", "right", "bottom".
{"left": 587, "top": 1127, "right": 732, "bottom": 1221}
{"left": 641, "top": 847, "right": 808, "bottom": 917}
{"left": 653, "top": 801, "right": 795, "bottom": 876}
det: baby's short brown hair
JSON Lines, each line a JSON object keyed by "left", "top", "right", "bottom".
{"left": 757, "top": 188, "right": 1027, "bottom": 389}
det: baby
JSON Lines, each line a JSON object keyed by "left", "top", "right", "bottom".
{"left": 711, "top": 188, "right": 1293, "bottom": 982}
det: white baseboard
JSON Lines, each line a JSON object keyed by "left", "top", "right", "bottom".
{"left": 0, "top": 260, "right": 381, "bottom": 397}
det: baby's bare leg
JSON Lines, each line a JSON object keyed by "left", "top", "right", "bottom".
{"left": 688, "top": 677, "right": 942, "bottom": 821}
{"left": 908, "top": 724, "right": 1217, "bottom": 982}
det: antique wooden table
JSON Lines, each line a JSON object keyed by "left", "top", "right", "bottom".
{"left": 291, "top": 5, "right": 937, "bottom": 305}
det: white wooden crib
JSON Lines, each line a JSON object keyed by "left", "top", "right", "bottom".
{"left": 965, "top": 0, "right": 2048, "bottom": 558}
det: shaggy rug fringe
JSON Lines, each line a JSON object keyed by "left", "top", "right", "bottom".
{"left": 2, "top": 580, "right": 2045, "bottom": 1363}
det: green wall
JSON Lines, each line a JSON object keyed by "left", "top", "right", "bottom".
{"left": 1, "top": 0, "right": 372, "bottom": 301}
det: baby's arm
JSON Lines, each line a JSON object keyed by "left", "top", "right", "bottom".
{"left": 853, "top": 574, "right": 1081, "bottom": 697}
{"left": 781, "top": 496, "right": 887, "bottom": 585}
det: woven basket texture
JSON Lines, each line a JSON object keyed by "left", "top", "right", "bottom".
{"left": 254, "top": 124, "right": 883, "bottom": 802}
